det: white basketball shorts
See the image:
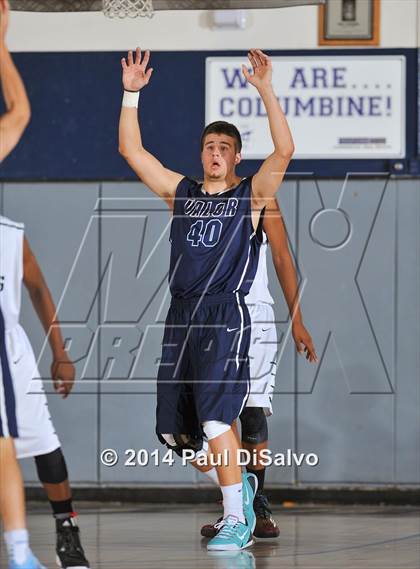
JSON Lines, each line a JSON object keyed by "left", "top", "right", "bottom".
{"left": 246, "top": 303, "right": 278, "bottom": 416}
{"left": 7, "top": 325, "right": 60, "bottom": 459}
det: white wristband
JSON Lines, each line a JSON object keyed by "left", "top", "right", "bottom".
{"left": 122, "top": 90, "right": 140, "bottom": 108}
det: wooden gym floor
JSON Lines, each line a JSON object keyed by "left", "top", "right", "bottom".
{"left": 1, "top": 503, "right": 419, "bottom": 568}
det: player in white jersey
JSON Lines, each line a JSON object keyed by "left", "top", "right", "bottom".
{"left": 0, "top": 2, "right": 45, "bottom": 567}
{"left": 0, "top": 5, "right": 89, "bottom": 568}
{"left": 199, "top": 198, "right": 317, "bottom": 539}
{"left": 0, "top": 214, "right": 90, "bottom": 569}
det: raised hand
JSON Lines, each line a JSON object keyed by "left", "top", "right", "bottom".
{"left": 0, "top": 0, "right": 10, "bottom": 42}
{"left": 242, "top": 49, "right": 272, "bottom": 91}
{"left": 121, "top": 47, "right": 153, "bottom": 92}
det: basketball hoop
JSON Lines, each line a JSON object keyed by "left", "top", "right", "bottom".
{"left": 102, "top": 0, "right": 154, "bottom": 18}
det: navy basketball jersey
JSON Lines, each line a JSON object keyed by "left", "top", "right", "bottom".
{"left": 169, "top": 176, "right": 262, "bottom": 298}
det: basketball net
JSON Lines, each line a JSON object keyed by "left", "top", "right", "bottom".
{"left": 102, "top": 0, "right": 154, "bottom": 18}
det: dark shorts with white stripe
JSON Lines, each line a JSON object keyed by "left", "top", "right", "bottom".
{"left": 0, "top": 306, "right": 18, "bottom": 439}
{"left": 156, "top": 292, "right": 251, "bottom": 439}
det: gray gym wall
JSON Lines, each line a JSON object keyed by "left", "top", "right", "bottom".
{"left": 1, "top": 177, "right": 419, "bottom": 488}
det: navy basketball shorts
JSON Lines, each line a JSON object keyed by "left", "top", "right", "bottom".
{"left": 156, "top": 292, "right": 251, "bottom": 438}
{"left": 0, "top": 307, "right": 18, "bottom": 439}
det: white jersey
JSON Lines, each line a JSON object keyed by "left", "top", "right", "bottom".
{"left": 0, "top": 215, "right": 60, "bottom": 457}
{"left": 246, "top": 232, "right": 274, "bottom": 306}
{"left": 0, "top": 216, "right": 24, "bottom": 331}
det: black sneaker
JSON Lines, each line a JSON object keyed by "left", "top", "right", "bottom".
{"left": 253, "top": 493, "right": 280, "bottom": 538}
{"left": 56, "top": 517, "right": 90, "bottom": 568}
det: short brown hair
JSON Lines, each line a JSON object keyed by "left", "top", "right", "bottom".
{"left": 201, "top": 121, "right": 242, "bottom": 153}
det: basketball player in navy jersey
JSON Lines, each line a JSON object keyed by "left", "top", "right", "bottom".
{"left": 119, "top": 47, "right": 294, "bottom": 551}
{"left": 0, "top": 2, "right": 45, "bottom": 567}
{"left": 199, "top": 198, "right": 318, "bottom": 539}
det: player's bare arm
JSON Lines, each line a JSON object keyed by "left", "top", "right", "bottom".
{"left": 242, "top": 49, "right": 294, "bottom": 215}
{"left": 22, "top": 238, "right": 75, "bottom": 398}
{"left": 0, "top": 0, "right": 31, "bottom": 162}
{"left": 118, "top": 47, "right": 184, "bottom": 208}
{"left": 264, "top": 199, "right": 317, "bottom": 363}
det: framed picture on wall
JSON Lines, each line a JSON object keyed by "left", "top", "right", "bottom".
{"left": 319, "top": 0, "right": 380, "bottom": 46}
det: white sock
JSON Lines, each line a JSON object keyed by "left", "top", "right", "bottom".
{"left": 203, "top": 467, "right": 219, "bottom": 485}
{"left": 4, "top": 529, "right": 30, "bottom": 564}
{"left": 221, "top": 482, "right": 244, "bottom": 523}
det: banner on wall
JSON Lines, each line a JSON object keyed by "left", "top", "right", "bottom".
{"left": 205, "top": 56, "right": 406, "bottom": 159}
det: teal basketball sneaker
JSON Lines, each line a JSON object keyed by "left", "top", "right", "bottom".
{"left": 9, "top": 551, "right": 46, "bottom": 569}
{"left": 207, "top": 472, "right": 258, "bottom": 551}
{"left": 202, "top": 473, "right": 261, "bottom": 540}
{"left": 206, "top": 515, "right": 253, "bottom": 551}
{"left": 242, "top": 472, "right": 258, "bottom": 535}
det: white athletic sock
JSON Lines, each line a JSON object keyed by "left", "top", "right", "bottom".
{"left": 4, "top": 529, "right": 30, "bottom": 564}
{"left": 221, "top": 482, "right": 244, "bottom": 523}
{"left": 204, "top": 467, "right": 219, "bottom": 485}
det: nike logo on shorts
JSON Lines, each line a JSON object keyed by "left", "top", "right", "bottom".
{"left": 227, "top": 327, "right": 239, "bottom": 332}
